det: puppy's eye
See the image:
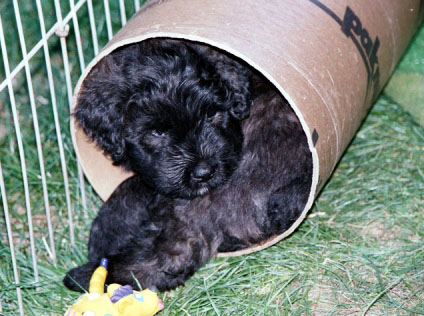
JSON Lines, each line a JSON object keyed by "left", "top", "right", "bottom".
{"left": 207, "top": 109, "right": 217, "bottom": 118}
{"left": 207, "top": 111, "right": 222, "bottom": 124}
{"left": 150, "top": 129, "right": 168, "bottom": 137}
{"left": 143, "top": 128, "right": 170, "bottom": 147}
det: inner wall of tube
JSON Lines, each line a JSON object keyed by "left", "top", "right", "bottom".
{"left": 75, "top": 37, "right": 314, "bottom": 256}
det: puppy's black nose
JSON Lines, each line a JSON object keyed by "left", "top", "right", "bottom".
{"left": 192, "top": 161, "right": 215, "bottom": 182}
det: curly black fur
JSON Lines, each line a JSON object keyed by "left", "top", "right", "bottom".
{"left": 74, "top": 38, "right": 251, "bottom": 198}
{"left": 64, "top": 39, "right": 312, "bottom": 292}
{"left": 64, "top": 176, "right": 215, "bottom": 291}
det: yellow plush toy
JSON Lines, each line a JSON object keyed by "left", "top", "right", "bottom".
{"left": 65, "top": 258, "right": 164, "bottom": 316}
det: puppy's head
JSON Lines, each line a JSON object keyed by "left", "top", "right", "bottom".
{"left": 74, "top": 39, "right": 252, "bottom": 198}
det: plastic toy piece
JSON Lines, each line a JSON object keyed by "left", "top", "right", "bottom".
{"left": 65, "top": 258, "right": 164, "bottom": 316}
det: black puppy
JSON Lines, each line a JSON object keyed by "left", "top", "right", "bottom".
{"left": 74, "top": 38, "right": 252, "bottom": 199}
{"left": 64, "top": 175, "right": 216, "bottom": 291}
{"left": 65, "top": 39, "right": 253, "bottom": 291}
{"left": 64, "top": 72, "right": 313, "bottom": 292}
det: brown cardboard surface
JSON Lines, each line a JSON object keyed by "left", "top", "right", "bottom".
{"left": 71, "top": 0, "right": 423, "bottom": 256}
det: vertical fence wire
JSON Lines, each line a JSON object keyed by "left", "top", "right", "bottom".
{"left": 66, "top": 0, "right": 91, "bottom": 217}
{"left": 12, "top": 0, "right": 56, "bottom": 271}
{"left": 69, "top": 0, "right": 89, "bottom": 214}
{"left": 0, "top": 9, "right": 40, "bottom": 284}
{"left": 119, "top": 0, "right": 127, "bottom": 26}
{"left": 53, "top": 0, "right": 76, "bottom": 246}
{"left": 0, "top": 1, "right": 142, "bottom": 313}
{"left": 104, "top": 0, "right": 114, "bottom": 41}
{"left": 70, "top": 0, "right": 85, "bottom": 74}
{"left": 34, "top": 0, "right": 71, "bottom": 264}
{"left": 135, "top": 0, "right": 141, "bottom": 12}
{"left": 87, "top": 0, "right": 99, "bottom": 56}
{"left": 1, "top": 13, "right": 31, "bottom": 316}
{"left": 85, "top": 0, "right": 103, "bottom": 209}
{"left": 0, "top": 162, "right": 25, "bottom": 316}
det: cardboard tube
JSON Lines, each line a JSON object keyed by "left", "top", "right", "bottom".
{"left": 71, "top": 0, "right": 423, "bottom": 255}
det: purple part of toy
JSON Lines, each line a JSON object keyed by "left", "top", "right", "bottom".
{"left": 110, "top": 285, "right": 134, "bottom": 303}
{"left": 100, "top": 258, "right": 109, "bottom": 269}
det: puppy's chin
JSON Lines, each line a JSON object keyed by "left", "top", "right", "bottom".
{"left": 194, "top": 185, "right": 210, "bottom": 197}
{"left": 158, "top": 186, "right": 209, "bottom": 200}
{"left": 183, "top": 185, "right": 214, "bottom": 199}
{"left": 171, "top": 180, "right": 217, "bottom": 199}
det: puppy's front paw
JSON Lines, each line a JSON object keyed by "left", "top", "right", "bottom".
{"left": 103, "top": 230, "right": 212, "bottom": 292}
{"left": 63, "top": 261, "right": 98, "bottom": 292}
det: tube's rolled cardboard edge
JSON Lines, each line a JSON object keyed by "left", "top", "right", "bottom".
{"left": 71, "top": 0, "right": 423, "bottom": 257}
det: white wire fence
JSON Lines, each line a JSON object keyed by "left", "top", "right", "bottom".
{"left": 0, "top": 1, "right": 143, "bottom": 314}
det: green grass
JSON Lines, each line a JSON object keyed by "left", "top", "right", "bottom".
{"left": 1, "top": 2, "right": 423, "bottom": 315}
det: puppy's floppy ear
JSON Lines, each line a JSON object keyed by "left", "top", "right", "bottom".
{"left": 189, "top": 43, "right": 252, "bottom": 120}
{"left": 73, "top": 55, "right": 127, "bottom": 165}
{"left": 214, "top": 57, "right": 252, "bottom": 121}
